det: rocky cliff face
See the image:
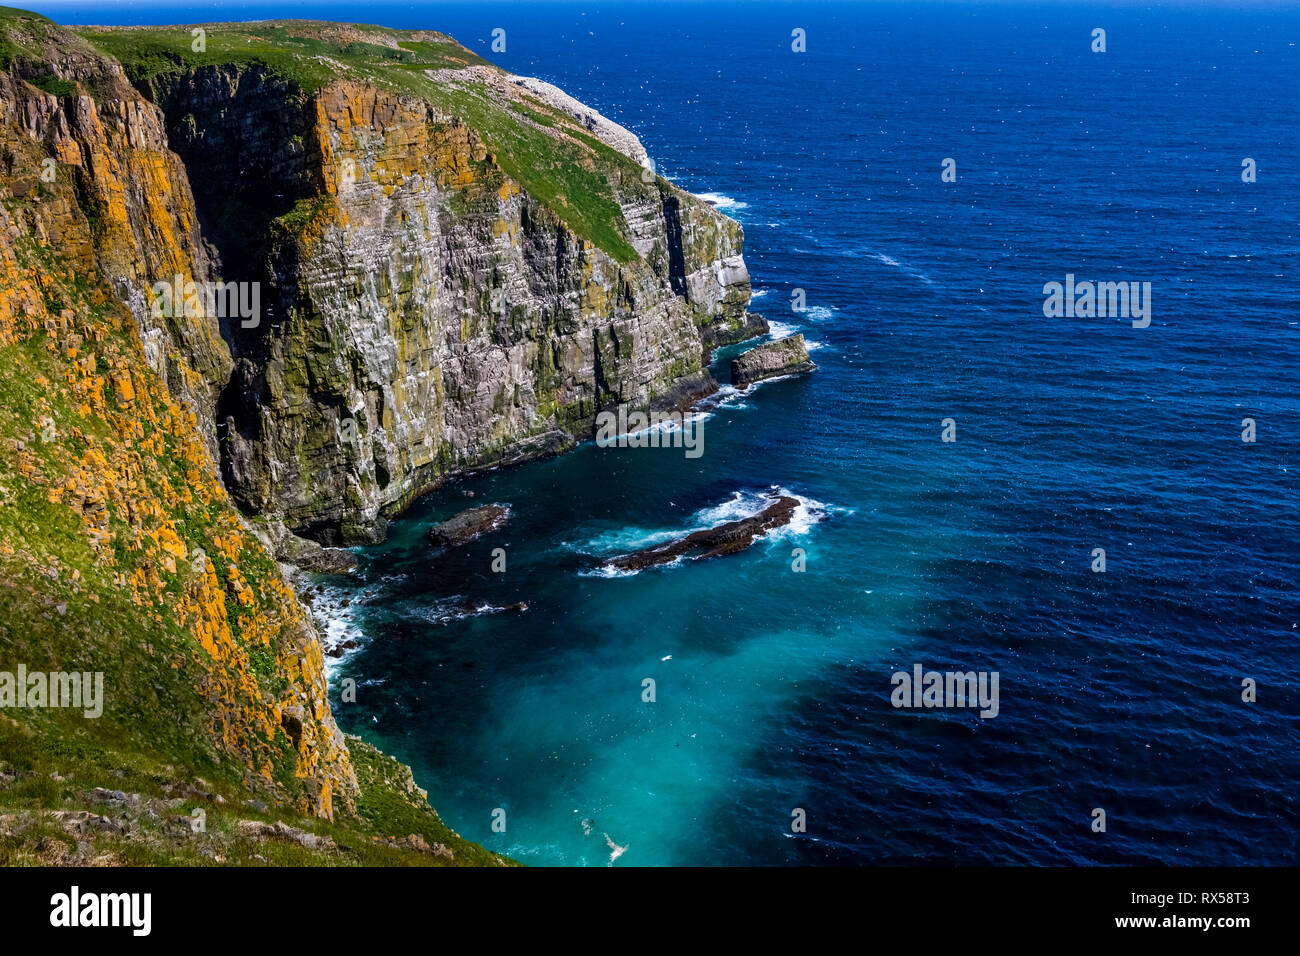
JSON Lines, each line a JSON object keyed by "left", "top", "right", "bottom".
{"left": 0, "top": 17, "right": 232, "bottom": 460}
{"left": 0, "top": 8, "right": 763, "bottom": 858}
{"left": 730, "top": 334, "right": 816, "bottom": 388}
{"left": 109, "top": 28, "right": 759, "bottom": 544}
{"left": 0, "top": 10, "right": 351, "bottom": 821}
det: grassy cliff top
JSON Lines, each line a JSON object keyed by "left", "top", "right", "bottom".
{"left": 72, "top": 17, "right": 659, "bottom": 262}
{"left": 0, "top": 8, "right": 668, "bottom": 263}
{"left": 76, "top": 19, "right": 494, "bottom": 93}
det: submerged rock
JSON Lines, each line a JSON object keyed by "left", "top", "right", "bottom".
{"left": 428, "top": 504, "right": 509, "bottom": 548}
{"left": 325, "top": 639, "right": 359, "bottom": 659}
{"left": 610, "top": 495, "right": 800, "bottom": 571}
{"left": 730, "top": 334, "right": 816, "bottom": 388}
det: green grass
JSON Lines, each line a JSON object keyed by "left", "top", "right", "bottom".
{"left": 0, "top": 203, "right": 509, "bottom": 867}
{"left": 0, "top": 7, "right": 691, "bottom": 867}
{"left": 395, "top": 39, "right": 493, "bottom": 70}
{"left": 420, "top": 82, "right": 642, "bottom": 262}
{"left": 76, "top": 19, "right": 646, "bottom": 263}
{"left": 276, "top": 195, "right": 330, "bottom": 231}
{"left": 29, "top": 73, "right": 72, "bottom": 96}
{"left": 0, "top": 7, "right": 58, "bottom": 69}
{"left": 78, "top": 22, "right": 488, "bottom": 95}
{"left": 0, "top": 721, "right": 507, "bottom": 865}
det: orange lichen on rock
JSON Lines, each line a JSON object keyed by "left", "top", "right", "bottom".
{"left": 0, "top": 45, "right": 356, "bottom": 820}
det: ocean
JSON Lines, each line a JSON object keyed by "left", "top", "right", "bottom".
{"left": 46, "top": 0, "right": 1299, "bottom": 865}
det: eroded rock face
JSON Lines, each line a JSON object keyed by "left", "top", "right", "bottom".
{"left": 700, "top": 310, "right": 770, "bottom": 362}
{"left": 0, "top": 17, "right": 354, "bottom": 820}
{"left": 609, "top": 495, "right": 800, "bottom": 571}
{"left": 0, "top": 9, "right": 768, "bottom": 827}
{"left": 141, "top": 68, "right": 758, "bottom": 544}
{"left": 0, "top": 42, "right": 233, "bottom": 460}
{"left": 275, "top": 529, "right": 359, "bottom": 574}
{"left": 730, "top": 334, "right": 816, "bottom": 388}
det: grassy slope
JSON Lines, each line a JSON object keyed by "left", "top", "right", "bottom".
{"left": 79, "top": 18, "right": 651, "bottom": 263}
{"left": 0, "top": 6, "right": 510, "bottom": 865}
{"left": 0, "top": 225, "right": 506, "bottom": 868}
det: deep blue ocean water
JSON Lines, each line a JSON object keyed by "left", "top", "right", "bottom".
{"left": 45, "top": 1, "right": 1299, "bottom": 865}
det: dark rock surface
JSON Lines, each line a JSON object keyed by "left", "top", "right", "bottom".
{"left": 148, "top": 63, "right": 760, "bottom": 545}
{"left": 428, "top": 504, "right": 509, "bottom": 548}
{"left": 277, "top": 533, "right": 359, "bottom": 574}
{"left": 609, "top": 495, "right": 799, "bottom": 571}
{"left": 699, "top": 310, "right": 771, "bottom": 362}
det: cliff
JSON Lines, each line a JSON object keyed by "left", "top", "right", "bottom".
{"left": 0, "top": 7, "right": 762, "bottom": 865}
{"left": 83, "top": 18, "right": 762, "bottom": 545}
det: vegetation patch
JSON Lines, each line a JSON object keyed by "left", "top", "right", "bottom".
{"left": 78, "top": 20, "right": 644, "bottom": 264}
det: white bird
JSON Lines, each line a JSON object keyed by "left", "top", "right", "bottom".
{"left": 604, "top": 833, "right": 628, "bottom": 865}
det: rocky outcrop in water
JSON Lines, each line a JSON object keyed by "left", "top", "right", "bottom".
{"left": 700, "top": 309, "right": 769, "bottom": 361}
{"left": 609, "top": 495, "right": 799, "bottom": 571}
{"left": 730, "top": 334, "right": 816, "bottom": 388}
{"left": 274, "top": 527, "right": 359, "bottom": 574}
{"left": 428, "top": 504, "right": 509, "bottom": 548}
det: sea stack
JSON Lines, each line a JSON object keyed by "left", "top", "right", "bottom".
{"left": 428, "top": 504, "right": 510, "bottom": 548}
{"left": 730, "top": 335, "right": 816, "bottom": 388}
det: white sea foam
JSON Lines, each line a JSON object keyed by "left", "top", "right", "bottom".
{"left": 771, "top": 487, "right": 831, "bottom": 538}
{"left": 689, "top": 489, "right": 763, "bottom": 527}
{"left": 695, "top": 384, "right": 751, "bottom": 411}
{"left": 693, "top": 191, "right": 748, "bottom": 212}
{"left": 302, "top": 577, "right": 376, "bottom": 669}
{"left": 763, "top": 320, "right": 826, "bottom": 353}
{"left": 630, "top": 410, "right": 708, "bottom": 439}
{"left": 415, "top": 599, "right": 514, "bottom": 625}
{"left": 868, "top": 251, "right": 936, "bottom": 288}
{"left": 579, "top": 553, "right": 687, "bottom": 578}
{"left": 577, "top": 564, "right": 643, "bottom": 579}
{"left": 585, "top": 487, "right": 833, "bottom": 576}
{"left": 742, "top": 372, "right": 798, "bottom": 389}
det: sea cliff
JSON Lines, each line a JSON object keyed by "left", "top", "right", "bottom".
{"left": 0, "top": 7, "right": 763, "bottom": 864}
